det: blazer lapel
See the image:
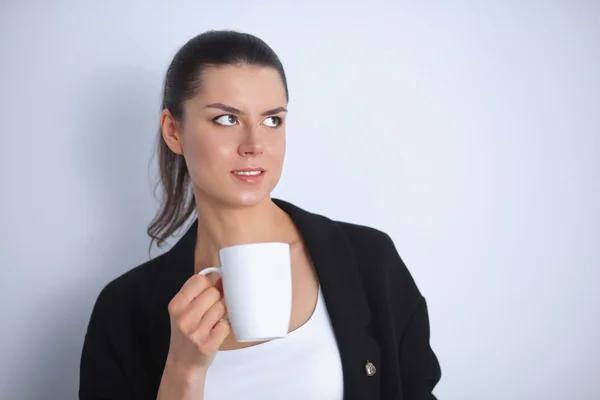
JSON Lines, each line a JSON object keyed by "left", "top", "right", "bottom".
{"left": 148, "top": 199, "right": 381, "bottom": 399}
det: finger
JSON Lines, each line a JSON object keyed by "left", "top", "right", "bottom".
{"left": 203, "top": 319, "right": 232, "bottom": 354}
{"left": 209, "top": 319, "right": 232, "bottom": 345}
{"left": 178, "top": 287, "right": 222, "bottom": 334}
{"left": 168, "top": 274, "right": 212, "bottom": 314}
{"left": 194, "top": 300, "right": 227, "bottom": 339}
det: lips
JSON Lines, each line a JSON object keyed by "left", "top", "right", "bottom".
{"left": 230, "top": 168, "right": 265, "bottom": 185}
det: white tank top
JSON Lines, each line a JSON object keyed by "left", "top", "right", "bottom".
{"left": 204, "top": 287, "right": 344, "bottom": 399}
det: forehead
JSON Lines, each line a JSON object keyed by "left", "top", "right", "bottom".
{"left": 195, "top": 65, "right": 287, "bottom": 110}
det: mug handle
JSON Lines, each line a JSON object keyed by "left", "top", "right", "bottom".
{"left": 198, "top": 267, "right": 222, "bottom": 277}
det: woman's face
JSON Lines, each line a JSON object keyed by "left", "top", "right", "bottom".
{"left": 164, "top": 65, "right": 288, "bottom": 209}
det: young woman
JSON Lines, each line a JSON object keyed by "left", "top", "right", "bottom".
{"left": 79, "top": 30, "right": 441, "bottom": 400}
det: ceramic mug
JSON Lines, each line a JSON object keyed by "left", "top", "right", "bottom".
{"left": 198, "top": 242, "right": 292, "bottom": 342}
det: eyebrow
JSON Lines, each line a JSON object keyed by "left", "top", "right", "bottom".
{"left": 203, "top": 103, "right": 288, "bottom": 116}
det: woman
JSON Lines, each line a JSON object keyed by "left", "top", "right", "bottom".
{"left": 79, "top": 30, "right": 441, "bottom": 399}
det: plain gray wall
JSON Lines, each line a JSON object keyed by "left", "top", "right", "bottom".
{"left": 1, "top": 1, "right": 599, "bottom": 399}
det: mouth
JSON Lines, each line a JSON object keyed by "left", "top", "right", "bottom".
{"left": 231, "top": 169, "right": 265, "bottom": 176}
{"left": 230, "top": 168, "right": 266, "bottom": 184}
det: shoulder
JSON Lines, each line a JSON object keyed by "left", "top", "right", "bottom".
{"left": 334, "top": 219, "right": 424, "bottom": 310}
{"left": 89, "top": 252, "right": 168, "bottom": 326}
{"left": 98, "top": 253, "right": 166, "bottom": 300}
{"left": 335, "top": 220, "right": 395, "bottom": 253}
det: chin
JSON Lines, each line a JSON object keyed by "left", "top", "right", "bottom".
{"left": 218, "top": 190, "right": 273, "bottom": 209}
{"left": 194, "top": 174, "right": 281, "bottom": 210}
{"left": 225, "top": 174, "right": 281, "bottom": 208}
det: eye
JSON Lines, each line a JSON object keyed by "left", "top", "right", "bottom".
{"left": 263, "top": 116, "right": 282, "bottom": 128}
{"left": 213, "top": 114, "right": 238, "bottom": 126}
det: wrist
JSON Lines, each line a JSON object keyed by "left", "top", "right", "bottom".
{"left": 158, "top": 358, "right": 207, "bottom": 399}
{"left": 164, "top": 357, "right": 208, "bottom": 384}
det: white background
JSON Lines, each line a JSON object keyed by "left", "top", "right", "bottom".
{"left": 1, "top": 1, "right": 599, "bottom": 399}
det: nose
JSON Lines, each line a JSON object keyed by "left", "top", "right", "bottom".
{"left": 237, "top": 125, "right": 264, "bottom": 157}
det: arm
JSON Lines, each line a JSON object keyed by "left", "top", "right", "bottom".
{"left": 79, "top": 288, "right": 133, "bottom": 399}
{"left": 399, "top": 297, "right": 441, "bottom": 400}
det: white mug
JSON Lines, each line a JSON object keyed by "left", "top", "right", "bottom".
{"left": 199, "top": 242, "right": 292, "bottom": 342}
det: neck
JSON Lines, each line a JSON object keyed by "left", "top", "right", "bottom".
{"left": 193, "top": 196, "right": 285, "bottom": 271}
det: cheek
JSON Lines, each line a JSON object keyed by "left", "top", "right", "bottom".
{"left": 269, "top": 133, "right": 286, "bottom": 160}
{"left": 184, "top": 130, "right": 232, "bottom": 164}
{"left": 182, "top": 130, "right": 234, "bottom": 188}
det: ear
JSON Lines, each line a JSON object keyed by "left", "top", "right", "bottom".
{"left": 160, "top": 109, "right": 184, "bottom": 155}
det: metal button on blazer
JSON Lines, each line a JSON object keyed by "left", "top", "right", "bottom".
{"left": 365, "top": 361, "right": 376, "bottom": 376}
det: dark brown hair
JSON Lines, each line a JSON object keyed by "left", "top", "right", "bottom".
{"left": 147, "top": 30, "right": 289, "bottom": 250}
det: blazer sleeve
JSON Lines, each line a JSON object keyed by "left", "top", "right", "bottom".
{"left": 79, "top": 284, "right": 133, "bottom": 400}
{"left": 398, "top": 296, "right": 441, "bottom": 400}
{"left": 376, "top": 230, "right": 441, "bottom": 399}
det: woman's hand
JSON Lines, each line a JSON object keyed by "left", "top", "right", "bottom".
{"left": 157, "top": 274, "right": 230, "bottom": 399}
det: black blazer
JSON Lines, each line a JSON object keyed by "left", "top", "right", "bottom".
{"left": 80, "top": 199, "right": 441, "bottom": 399}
